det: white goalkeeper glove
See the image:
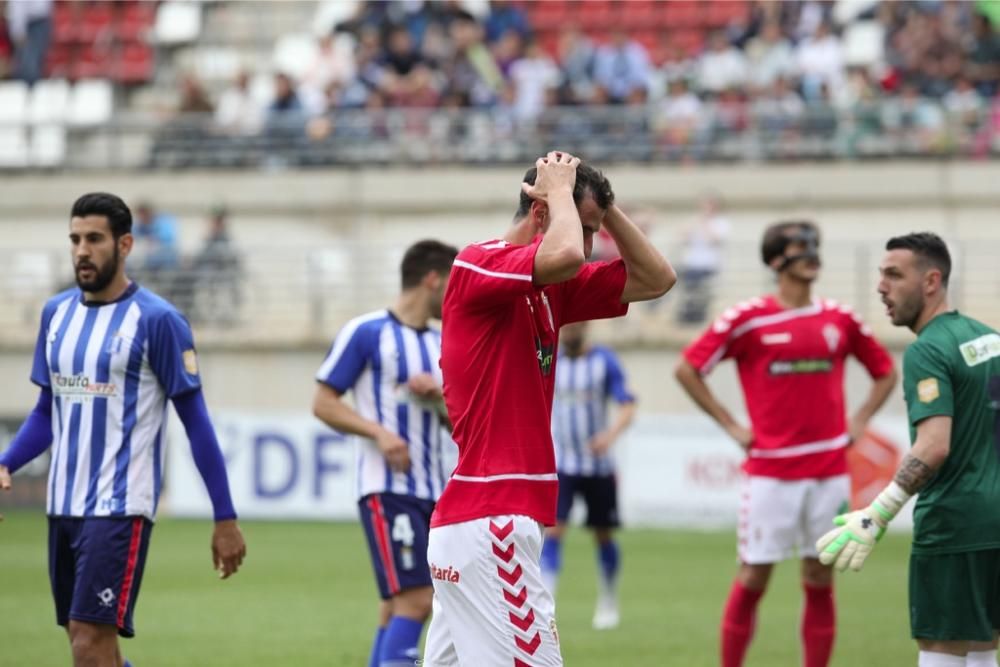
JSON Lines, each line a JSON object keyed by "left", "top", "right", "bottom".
{"left": 816, "top": 482, "right": 911, "bottom": 572}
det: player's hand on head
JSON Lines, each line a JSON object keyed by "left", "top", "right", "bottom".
{"left": 725, "top": 423, "right": 754, "bottom": 451}
{"left": 0, "top": 465, "right": 10, "bottom": 522}
{"left": 212, "top": 519, "right": 246, "bottom": 580}
{"left": 521, "top": 150, "right": 580, "bottom": 203}
{"left": 376, "top": 428, "right": 411, "bottom": 473}
{"left": 588, "top": 431, "right": 614, "bottom": 456}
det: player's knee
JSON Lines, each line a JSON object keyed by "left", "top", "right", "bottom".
{"left": 801, "top": 558, "right": 833, "bottom": 587}
{"left": 68, "top": 622, "right": 116, "bottom": 663}
{"left": 393, "top": 586, "right": 433, "bottom": 621}
{"left": 736, "top": 563, "right": 773, "bottom": 591}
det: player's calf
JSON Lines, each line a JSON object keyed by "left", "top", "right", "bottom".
{"left": 67, "top": 620, "right": 119, "bottom": 667}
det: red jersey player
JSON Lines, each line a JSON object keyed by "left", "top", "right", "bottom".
{"left": 675, "top": 221, "right": 897, "bottom": 667}
{"left": 423, "top": 152, "right": 675, "bottom": 666}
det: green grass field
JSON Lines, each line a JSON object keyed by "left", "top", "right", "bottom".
{"left": 0, "top": 511, "right": 918, "bottom": 666}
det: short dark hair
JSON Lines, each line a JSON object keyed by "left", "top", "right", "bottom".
{"left": 71, "top": 192, "right": 132, "bottom": 239}
{"left": 400, "top": 239, "right": 459, "bottom": 289}
{"left": 515, "top": 160, "right": 615, "bottom": 219}
{"left": 886, "top": 232, "right": 952, "bottom": 287}
{"left": 761, "top": 220, "right": 820, "bottom": 266}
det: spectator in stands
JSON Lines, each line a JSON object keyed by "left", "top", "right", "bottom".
{"left": 509, "top": 37, "right": 559, "bottom": 124}
{"left": 178, "top": 73, "right": 214, "bottom": 114}
{"left": 965, "top": 11, "right": 1000, "bottom": 98}
{"left": 380, "top": 24, "right": 440, "bottom": 106}
{"left": 796, "top": 20, "right": 845, "bottom": 101}
{"left": 653, "top": 37, "right": 696, "bottom": 91}
{"left": 745, "top": 20, "right": 796, "bottom": 91}
{"left": 133, "top": 201, "right": 180, "bottom": 299}
{"left": 492, "top": 28, "right": 524, "bottom": 79}
{"left": 555, "top": 25, "right": 596, "bottom": 105}
{"left": 677, "top": 192, "right": 730, "bottom": 325}
{"left": 302, "top": 33, "right": 356, "bottom": 97}
{"left": 484, "top": 0, "right": 531, "bottom": 45}
{"left": 883, "top": 82, "right": 945, "bottom": 152}
{"left": 658, "top": 79, "right": 704, "bottom": 153}
{"left": 944, "top": 76, "right": 985, "bottom": 143}
{"left": 443, "top": 11, "right": 503, "bottom": 107}
{"left": 215, "top": 71, "right": 264, "bottom": 136}
{"left": 697, "top": 31, "right": 749, "bottom": 96}
{"left": 593, "top": 27, "right": 651, "bottom": 104}
{"left": 265, "top": 72, "right": 307, "bottom": 136}
{"left": 339, "top": 26, "right": 388, "bottom": 108}
{"left": 754, "top": 76, "right": 806, "bottom": 136}
{"left": 913, "top": 11, "right": 964, "bottom": 98}
{"left": 190, "top": 205, "right": 242, "bottom": 325}
{"left": 6, "top": 0, "right": 51, "bottom": 85}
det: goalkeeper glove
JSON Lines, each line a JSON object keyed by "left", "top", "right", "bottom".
{"left": 815, "top": 481, "right": 911, "bottom": 572}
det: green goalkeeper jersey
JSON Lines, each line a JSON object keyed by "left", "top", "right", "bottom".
{"left": 902, "top": 311, "right": 1000, "bottom": 555}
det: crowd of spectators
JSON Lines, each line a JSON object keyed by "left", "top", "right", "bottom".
{"left": 152, "top": 0, "right": 1000, "bottom": 164}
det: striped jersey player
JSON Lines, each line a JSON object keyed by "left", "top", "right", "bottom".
{"left": 312, "top": 239, "right": 458, "bottom": 667}
{"left": 0, "top": 193, "right": 245, "bottom": 667}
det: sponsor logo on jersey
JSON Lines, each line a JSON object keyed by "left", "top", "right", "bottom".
{"left": 761, "top": 332, "right": 791, "bottom": 345}
{"left": 768, "top": 359, "right": 832, "bottom": 375}
{"left": 959, "top": 333, "right": 1000, "bottom": 367}
{"left": 917, "top": 378, "right": 940, "bottom": 403}
{"left": 429, "top": 562, "right": 461, "bottom": 583}
{"left": 535, "top": 338, "right": 554, "bottom": 376}
{"left": 51, "top": 373, "right": 119, "bottom": 399}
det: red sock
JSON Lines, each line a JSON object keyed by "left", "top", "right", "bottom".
{"left": 801, "top": 582, "right": 836, "bottom": 667}
{"left": 721, "top": 580, "right": 764, "bottom": 667}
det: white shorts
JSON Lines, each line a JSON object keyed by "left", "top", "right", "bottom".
{"left": 423, "top": 515, "right": 562, "bottom": 667}
{"left": 738, "top": 474, "right": 850, "bottom": 565}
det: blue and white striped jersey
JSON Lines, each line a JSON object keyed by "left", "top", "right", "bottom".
{"left": 32, "top": 283, "right": 201, "bottom": 520}
{"left": 552, "top": 345, "right": 635, "bottom": 477}
{"left": 316, "top": 309, "right": 451, "bottom": 501}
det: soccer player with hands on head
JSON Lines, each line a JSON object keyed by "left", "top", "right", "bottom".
{"left": 817, "top": 233, "right": 1000, "bottom": 667}
{"left": 312, "top": 239, "right": 458, "bottom": 667}
{"left": 424, "top": 151, "right": 674, "bottom": 666}
{"left": 0, "top": 193, "right": 245, "bottom": 667}
{"left": 675, "top": 220, "right": 897, "bottom": 667}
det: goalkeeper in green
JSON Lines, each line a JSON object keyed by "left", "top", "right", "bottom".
{"left": 817, "top": 232, "right": 1000, "bottom": 667}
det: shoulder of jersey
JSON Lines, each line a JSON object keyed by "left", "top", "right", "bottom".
{"left": 819, "top": 298, "right": 873, "bottom": 335}
{"left": 43, "top": 287, "right": 79, "bottom": 313}
{"left": 460, "top": 239, "right": 510, "bottom": 256}
{"left": 708, "top": 296, "right": 772, "bottom": 336}
{"left": 342, "top": 309, "right": 391, "bottom": 332}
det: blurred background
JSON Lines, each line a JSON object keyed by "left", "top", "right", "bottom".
{"left": 0, "top": 1, "right": 998, "bottom": 663}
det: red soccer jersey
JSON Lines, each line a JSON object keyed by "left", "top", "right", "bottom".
{"left": 433, "top": 237, "right": 629, "bottom": 527}
{"left": 683, "top": 295, "right": 894, "bottom": 479}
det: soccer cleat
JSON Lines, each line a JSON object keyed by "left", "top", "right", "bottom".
{"left": 591, "top": 595, "right": 620, "bottom": 630}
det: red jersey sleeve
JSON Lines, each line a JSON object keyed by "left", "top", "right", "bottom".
{"left": 450, "top": 240, "right": 539, "bottom": 309}
{"left": 556, "top": 259, "right": 629, "bottom": 325}
{"left": 682, "top": 313, "right": 738, "bottom": 374}
{"left": 844, "top": 308, "right": 894, "bottom": 378}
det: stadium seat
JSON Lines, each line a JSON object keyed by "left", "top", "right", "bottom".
{"left": 76, "top": 1, "right": 115, "bottom": 43}
{"left": 577, "top": 1, "right": 615, "bottom": 30}
{"left": 30, "top": 125, "right": 68, "bottom": 167}
{"left": 52, "top": 1, "right": 81, "bottom": 44}
{"left": 115, "top": 41, "right": 155, "bottom": 84}
{"left": 28, "top": 79, "right": 71, "bottom": 125}
{"left": 703, "top": 0, "right": 750, "bottom": 28}
{"left": 622, "top": 0, "right": 659, "bottom": 29}
{"left": 662, "top": 1, "right": 704, "bottom": 29}
{"left": 0, "top": 81, "right": 29, "bottom": 126}
{"left": 71, "top": 44, "right": 114, "bottom": 81}
{"left": 527, "top": 0, "right": 572, "bottom": 31}
{"left": 115, "top": 1, "right": 157, "bottom": 41}
{"left": 154, "top": 1, "right": 202, "bottom": 45}
{"left": 272, "top": 33, "right": 319, "bottom": 81}
{"left": 843, "top": 21, "right": 885, "bottom": 67}
{"left": 0, "top": 127, "right": 30, "bottom": 168}
{"left": 44, "top": 43, "right": 75, "bottom": 79}
{"left": 68, "top": 79, "right": 114, "bottom": 127}
{"left": 671, "top": 29, "right": 706, "bottom": 57}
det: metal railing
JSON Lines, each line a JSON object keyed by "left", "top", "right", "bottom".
{"left": 1, "top": 98, "right": 997, "bottom": 170}
{"left": 4, "top": 239, "right": 997, "bottom": 349}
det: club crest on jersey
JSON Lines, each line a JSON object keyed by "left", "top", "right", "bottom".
{"left": 822, "top": 324, "right": 841, "bottom": 353}
{"left": 183, "top": 349, "right": 199, "bottom": 375}
{"left": 917, "top": 378, "right": 940, "bottom": 403}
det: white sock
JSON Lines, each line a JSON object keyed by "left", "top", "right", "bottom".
{"left": 918, "top": 651, "right": 966, "bottom": 666}
{"left": 966, "top": 650, "right": 997, "bottom": 666}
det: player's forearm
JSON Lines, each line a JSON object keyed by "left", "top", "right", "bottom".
{"left": 674, "top": 362, "right": 739, "bottom": 430}
{"left": 609, "top": 401, "right": 637, "bottom": 441}
{"left": 173, "top": 390, "right": 237, "bottom": 521}
{"left": 603, "top": 205, "right": 676, "bottom": 302}
{"left": 312, "top": 387, "right": 382, "bottom": 439}
{"left": 535, "top": 186, "right": 585, "bottom": 285}
{"left": 0, "top": 387, "right": 53, "bottom": 473}
{"left": 851, "top": 370, "right": 898, "bottom": 426}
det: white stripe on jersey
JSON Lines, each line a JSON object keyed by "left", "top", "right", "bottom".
{"left": 452, "top": 259, "right": 532, "bottom": 281}
{"left": 316, "top": 311, "right": 450, "bottom": 502}
{"left": 748, "top": 433, "right": 850, "bottom": 459}
{"left": 553, "top": 350, "right": 613, "bottom": 476}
